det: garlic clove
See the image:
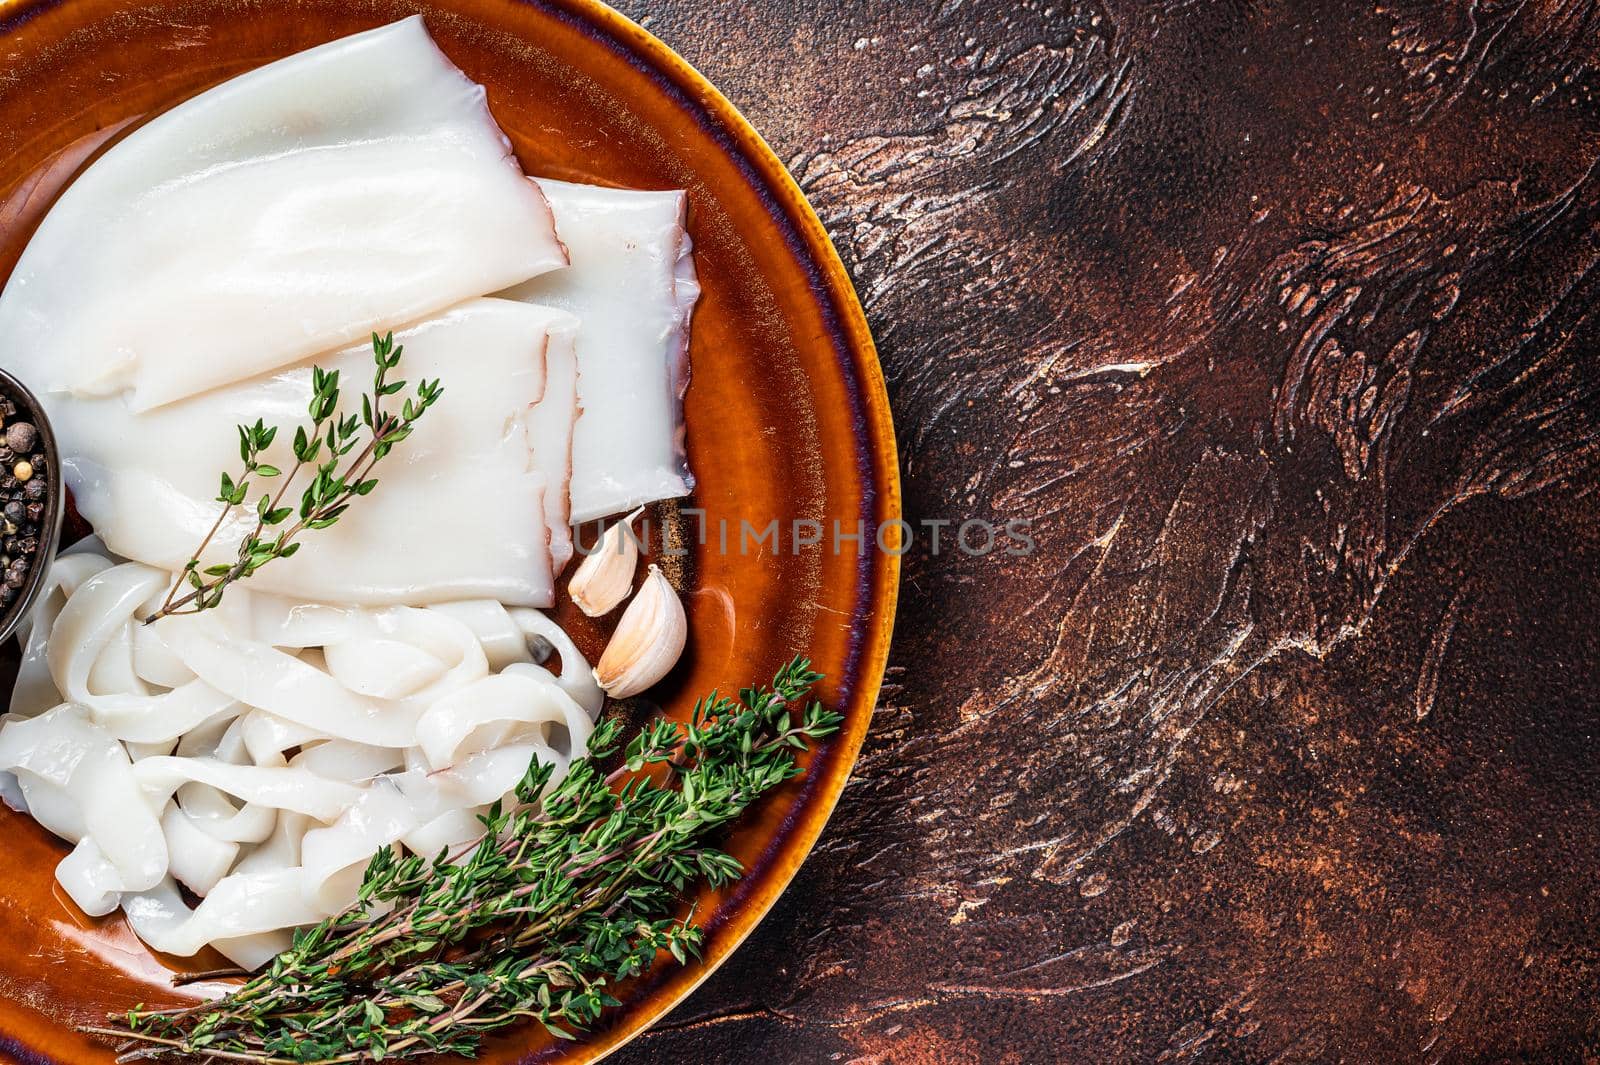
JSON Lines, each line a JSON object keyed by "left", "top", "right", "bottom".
{"left": 593, "top": 564, "right": 686, "bottom": 698}
{"left": 568, "top": 508, "right": 642, "bottom": 617}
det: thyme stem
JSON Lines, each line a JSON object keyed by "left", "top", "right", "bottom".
{"left": 147, "top": 333, "right": 442, "bottom": 623}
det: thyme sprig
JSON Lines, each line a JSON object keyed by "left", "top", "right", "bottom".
{"left": 148, "top": 333, "right": 442, "bottom": 622}
{"left": 88, "top": 659, "right": 841, "bottom": 1063}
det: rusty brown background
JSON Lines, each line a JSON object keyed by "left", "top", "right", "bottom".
{"left": 607, "top": 1, "right": 1600, "bottom": 1063}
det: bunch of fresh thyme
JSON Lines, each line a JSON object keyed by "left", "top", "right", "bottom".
{"left": 86, "top": 658, "right": 841, "bottom": 1063}
{"left": 149, "top": 332, "right": 442, "bottom": 622}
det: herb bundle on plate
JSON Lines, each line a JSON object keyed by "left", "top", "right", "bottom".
{"left": 86, "top": 659, "right": 840, "bottom": 1063}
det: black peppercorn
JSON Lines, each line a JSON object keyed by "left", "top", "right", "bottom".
{"left": 2, "top": 501, "right": 21, "bottom": 524}
{"left": 21, "top": 479, "right": 43, "bottom": 500}
{"left": 3, "top": 422, "right": 37, "bottom": 454}
{"left": 23, "top": 502, "right": 41, "bottom": 524}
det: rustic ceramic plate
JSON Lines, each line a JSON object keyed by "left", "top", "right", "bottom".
{"left": 0, "top": 1, "right": 898, "bottom": 1061}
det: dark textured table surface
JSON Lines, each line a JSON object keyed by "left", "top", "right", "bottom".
{"left": 608, "top": 2, "right": 1600, "bottom": 1062}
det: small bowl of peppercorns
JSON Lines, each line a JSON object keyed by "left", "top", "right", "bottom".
{"left": 0, "top": 367, "right": 63, "bottom": 644}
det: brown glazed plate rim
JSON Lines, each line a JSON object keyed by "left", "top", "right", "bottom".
{"left": 0, "top": 0, "right": 900, "bottom": 1062}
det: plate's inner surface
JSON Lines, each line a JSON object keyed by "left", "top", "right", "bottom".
{"left": 0, "top": 3, "right": 892, "bottom": 1061}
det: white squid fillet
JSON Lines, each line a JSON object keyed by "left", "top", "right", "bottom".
{"left": 0, "top": 17, "right": 565, "bottom": 411}
{"left": 52, "top": 299, "right": 579, "bottom": 606}
{"left": 504, "top": 178, "right": 699, "bottom": 523}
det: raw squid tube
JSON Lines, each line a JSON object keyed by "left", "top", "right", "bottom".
{"left": 505, "top": 178, "right": 700, "bottom": 523}
{"left": 0, "top": 17, "right": 565, "bottom": 411}
{"left": 48, "top": 299, "right": 579, "bottom": 607}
